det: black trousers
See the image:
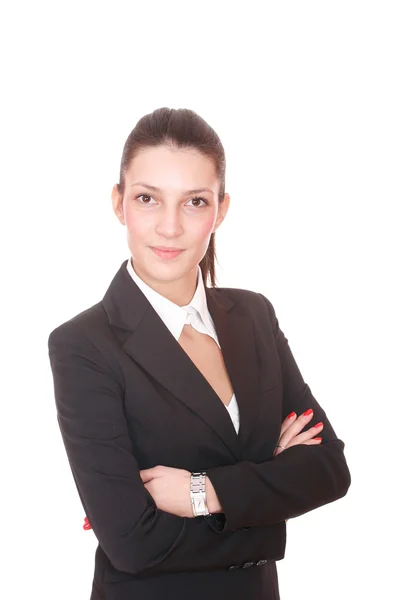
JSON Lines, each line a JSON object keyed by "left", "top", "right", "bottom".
{"left": 90, "top": 560, "right": 280, "bottom": 600}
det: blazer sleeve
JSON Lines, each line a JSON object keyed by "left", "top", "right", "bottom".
{"left": 48, "top": 323, "right": 275, "bottom": 575}
{"left": 206, "top": 293, "right": 351, "bottom": 532}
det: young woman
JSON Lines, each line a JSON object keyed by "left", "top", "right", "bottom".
{"left": 48, "top": 107, "right": 351, "bottom": 600}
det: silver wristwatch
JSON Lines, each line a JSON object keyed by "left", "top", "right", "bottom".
{"left": 190, "top": 472, "right": 211, "bottom": 517}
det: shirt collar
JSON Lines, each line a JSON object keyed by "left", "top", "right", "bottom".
{"left": 126, "top": 257, "right": 218, "bottom": 343}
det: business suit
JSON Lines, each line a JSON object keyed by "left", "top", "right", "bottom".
{"left": 48, "top": 259, "right": 351, "bottom": 600}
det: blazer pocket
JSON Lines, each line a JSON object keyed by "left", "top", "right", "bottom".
{"left": 259, "top": 373, "right": 282, "bottom": 394}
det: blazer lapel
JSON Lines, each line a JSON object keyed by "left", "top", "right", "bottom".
{"left": 102, "top": 260, "right": 261, "bottom": 460}
{"left": 205, "top": 287, "right": 261, "bottom": 453}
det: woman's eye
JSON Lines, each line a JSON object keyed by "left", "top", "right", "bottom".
{"left": 136, "top": 194, "right": 156, "bottom": 204}
{"left": 187, "top": 196, "right": 208, "bottom": 208}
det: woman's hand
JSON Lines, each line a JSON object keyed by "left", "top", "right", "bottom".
{"left": 273, "top": 408, "right": 324, "bottom": 457}
{"left": 139, "top": 465, "right": 193, "bottom": 518}
{"left": 83, "top": 465, "right": 220, "bottom": 527}
{"left": 140, "top": 466, "right": 222, "bottom": 517}
{"left": 82, "top": 465, "right": 196, "bottom": 529}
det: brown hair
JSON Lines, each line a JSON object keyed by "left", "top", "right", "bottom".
{"left": 117, "top": 107, "right": 226, "bottom": 288}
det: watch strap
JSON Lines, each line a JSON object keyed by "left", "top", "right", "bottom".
{"left": 190, "top": 472, "right": 211, "bottom": 517}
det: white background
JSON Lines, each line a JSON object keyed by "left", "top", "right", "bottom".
{"left": 1, "top": 1, "right": 399, "bottom": 598}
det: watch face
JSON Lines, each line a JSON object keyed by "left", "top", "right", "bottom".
{"left": 195, "top": 496, "right": 205, "bottom": 513}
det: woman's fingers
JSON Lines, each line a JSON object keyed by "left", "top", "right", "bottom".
{"left": 301, "top": 437, "right": 323, "bottom": 445}
{"left": 274, "top": 411, "right": 303, "bottom": 456}
{"left": 275, "top": 435, "right": 322, "bottom": 456}
{"left": 279, "top": 408, "right": 315, "bottom": 449}
{"left": 274, "top": 443, "right": 288, "bottom": 456}
{"left": 285, "top": 422, "right": 324, "bottom": 448}
{"left": 279, "top": 411, "right": 297, "bottom": 436}
{"left": 274, "top": 410, "right": 324, "bottom": 457}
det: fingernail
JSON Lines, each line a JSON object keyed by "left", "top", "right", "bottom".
{"left": 303, "top": 408, "right": 313, "bottom": 416}
{"left": 314, "top": 437, "right": 322, "bottom": 441}
{"left": 287, "top": 411, "right": 296, "bottom": 419}
{"left": 313, "top": 421, "right": 323, "bottom": 428}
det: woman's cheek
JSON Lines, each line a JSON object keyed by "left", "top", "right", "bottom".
{"left": 125, "top": 209, "right": 148, "bottom": 237}
{"left": 193, "top": 214, "right": 217, "bottom": 240}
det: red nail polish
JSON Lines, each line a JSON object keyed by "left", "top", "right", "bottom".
{"left": 313, "top": 421, "right": 323, "bottom": 428}
{"left": 314, "top": 437, "right": 322, "bottom": 441}
{"left": 287, "top": 411, "right": 296, "bottom": 419}
{"left": 83, "top": 522, "right": 92, "bottom": 530}
{"left": 303, "top": 408, "right": 313, "bottom": 416}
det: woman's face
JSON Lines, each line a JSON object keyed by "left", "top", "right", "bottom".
{"left": 112, "top": 144, "right": 229, "bottom": 290}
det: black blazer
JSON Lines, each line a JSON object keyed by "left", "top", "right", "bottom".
{"left": 48, "top": 260, "right": 351, "bottom": 600}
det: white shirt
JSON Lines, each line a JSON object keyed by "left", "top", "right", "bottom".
{"left": 126, "top": 257, "right": 240, "bottom": 434}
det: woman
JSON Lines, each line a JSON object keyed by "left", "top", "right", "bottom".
{"left": 48, "top": 107, "right": 351, "bottom": 600}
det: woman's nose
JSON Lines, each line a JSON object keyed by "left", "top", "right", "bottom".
{"left": 155, "top": 206, "right": 183, "bottom": 236}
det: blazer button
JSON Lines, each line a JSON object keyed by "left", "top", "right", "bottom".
{"left": 228, "top": 565, "right": 240, "bottom": 571}
{"left": 256, "top": 559, "right": 268, "bottom": 567}
{"left": 243, "top": 561, "right": 254, "bottom": 569}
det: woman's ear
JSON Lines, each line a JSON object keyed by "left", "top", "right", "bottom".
{"left": 213, "top": 192, "right": 230, "bottom": 233}
{"left": 112, "top": 184, "right": 125, "bottom": 225}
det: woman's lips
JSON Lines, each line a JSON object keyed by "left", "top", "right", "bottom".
{"left": 151, "top": 247, "right": 185, "bottom": 259}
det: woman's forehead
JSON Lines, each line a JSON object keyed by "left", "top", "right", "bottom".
{"left": 126, "top": 145, "right": 218, "bottom": 189}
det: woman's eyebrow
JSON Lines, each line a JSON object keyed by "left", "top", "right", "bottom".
{"left": 130, "top": 181, "right": 214, "bottom": 194}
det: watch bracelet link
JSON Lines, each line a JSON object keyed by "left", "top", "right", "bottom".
{"left": 190, "top": 471, "right": 211, "bottom": 517}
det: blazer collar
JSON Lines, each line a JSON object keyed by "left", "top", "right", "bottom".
{"left": 102, "top": 260, "right": 262, "bottom": 460}
{"left": 126, "top": 257, "right": 218, "bottom": 343}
